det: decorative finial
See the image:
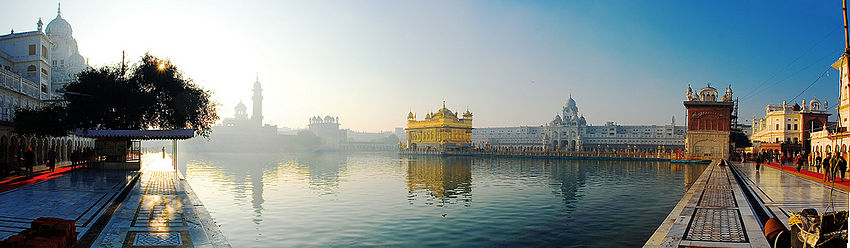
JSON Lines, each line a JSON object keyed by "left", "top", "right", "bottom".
{"left": 442, "top": 100, "right": 445, "bottom": 108}
{"left": 58, "top": 3, "right": 61, "bottom": 15}
{"left": 256, "top": 72, "right": 258, "bottom": 82}
{"left": 37, "top": 18, "right": 43, "bottom": 32}
{"left": 707, "top": 82, "right": 711, "bottom": 87}
{"left": 9, "top": 28, "right": 12, "bottom": 34}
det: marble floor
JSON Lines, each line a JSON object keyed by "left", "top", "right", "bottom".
{"left": 0, "top": 169, "right": 137, "bottom": 240}
{"left": 90, "top": 168, "right": 229, "bottom": 248}
{"left": 734, "top": 162, "right": 849, "bottom": 227}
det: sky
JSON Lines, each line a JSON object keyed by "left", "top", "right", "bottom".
{"left": 2, "top": 0, "right": 846, "bottom": 132}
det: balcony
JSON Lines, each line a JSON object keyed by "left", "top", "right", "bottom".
{"left": 0, "top": 68, "right": 43, "bottom": 100}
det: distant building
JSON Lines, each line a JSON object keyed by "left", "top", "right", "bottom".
{"left": 683, "top": 84, "right": 734, "bottom": 160}
{"left": 472, "top": 97, "right": 686, "bottom": 152}
{"left": 308, "top": 115, "right": 345, "bottom": 148}
{"left": 405, "top": 102, "right": 473, "bottom": 150}
{"left": 750, "top": 99, "right": 828, "bottom": 156}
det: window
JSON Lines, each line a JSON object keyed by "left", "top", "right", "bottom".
{"left": 26, "top": 65, "right": 36, "bottom": 72}
{"left": 793, "top": 124, "right": 798, "bottom": 130}
{"left": 28, "top": 45, "right": 35, "bottom": 55}
{"left": 60, "top": 60, "right": 64, "bottom": 65}
{"left": 41, "top": 45, "right": 47, "bottom": 59}
{"left": 40, "top": 68, "right": 47, "bottom": 75}
{"left": 40, "top": 84, "right": 47, "bottom": 93}
{"left": 775, "top": 124, "right": 779, "bottom": 130}
{"left": 787, "top": 124, "right": 791, "bottom": 130}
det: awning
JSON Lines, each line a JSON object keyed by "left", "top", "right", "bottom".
{"left": 75, "top": 129, "right": 195, "bottom": 140}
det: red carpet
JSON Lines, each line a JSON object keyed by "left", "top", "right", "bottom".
{"left": 0, "top": 165, "right": 83, "bottom": 193}
{"left": 762, "top": 162, "right": 850, "bottom": 190}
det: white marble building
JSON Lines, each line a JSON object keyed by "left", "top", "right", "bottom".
{"left": 472, "top": 96, "right": 687, "bottom": 152}
{"left": 46, "top": 5, "right": 90, "bottom": 96}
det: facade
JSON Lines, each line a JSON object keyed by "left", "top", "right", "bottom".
{"left": 810, "top": 55, "right": 850, "bottom": 160}
{"left": 471, "top": 97, "right": 686, "bottom": 152}
{"left": 684, "top": 84, "right": 734, "bottom": 160}
{"left": 405, "top": 102, "right": 473, "bottom": 150}
{"left": 751, "top": 100, "right": 828, "bottom": 156}
{"left": 308, "top": 115, "right": 345, "bottom": 148}
{"left": 0, "top": 5, "right": 94, "bottom": 170}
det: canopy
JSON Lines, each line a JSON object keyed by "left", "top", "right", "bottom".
{"left": 75, "top": 129, "right": 195, "bottom": 140}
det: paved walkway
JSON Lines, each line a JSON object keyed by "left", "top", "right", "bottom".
{"left": 645, "top": 163, "right": 767, "bottom": 247}
{"left": 734, "top": 162, "right": 848, "bottom": 228}
{"left": 90, "top": 168, "right": 229, "bottom": 247}
{"left": 0, "top": 169, "right": 137, "bottom": 241}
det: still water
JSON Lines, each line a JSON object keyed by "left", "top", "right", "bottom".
{"left": 179, "top": 152, "right": 707, "bottom": 247}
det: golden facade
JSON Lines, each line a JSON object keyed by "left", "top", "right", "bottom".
{"left": 405, "top": 102, "right": 473, "bottom": 150}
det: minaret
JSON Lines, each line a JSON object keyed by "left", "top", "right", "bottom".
{"left": 251, "top": 74, "right": 263, "bottom": 126}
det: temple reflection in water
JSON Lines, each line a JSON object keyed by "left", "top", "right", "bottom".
{"left": 405, "top": 156, "right": 472, "bottom": 206}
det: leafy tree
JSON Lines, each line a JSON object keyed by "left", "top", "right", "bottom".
{"left": 14, "top": 53, "right": 219, "bottom": 137}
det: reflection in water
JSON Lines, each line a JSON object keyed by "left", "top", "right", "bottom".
{"left": 405, "top": 156, "right": 472, "bottom": 206}
{"left": 183, "top": 152, "right": 705, "bottom": 247}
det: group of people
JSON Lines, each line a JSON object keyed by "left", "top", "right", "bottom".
{"left": 749, "top": 151, "right": 848, "bottom": 182}
{"left": 5, "top": 146, "right": 94, "bottom": 177}
{"left": 812, "top": 152, "right": 848, "bottom": 183}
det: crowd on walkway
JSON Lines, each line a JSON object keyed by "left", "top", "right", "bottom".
{"left": 744, "top": 151, "right": 848, "bottom": 182}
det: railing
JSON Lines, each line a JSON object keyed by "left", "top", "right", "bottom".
{"left": 0, "top": 68, "right": 43, "bottom": 100}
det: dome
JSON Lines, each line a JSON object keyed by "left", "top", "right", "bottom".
{"left": 68, "top": 53, "right": 84, "bottom": 66}
{"left": 810, "top": 98, "right": 822, "bottom": 110}
{"left": 46, "top": 6, "right": 72, "bottom": 38}
{"left": 435, "top": 107, "right": 454, "bottom": 117}
{"left": 462, "top": 109, "right": 472, "bottom": 118}
{"left": 235, "top": 101, "right": 247, "bottom": 111}
{"left": 567, "top": 97, "right": 576, "bottom": 108}
{"left": 698, "top": 84, "right": 718, "bottom": 101}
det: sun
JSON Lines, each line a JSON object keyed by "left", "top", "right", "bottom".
{"left": 157, "top": 63, "right": 166, "bottom": 71}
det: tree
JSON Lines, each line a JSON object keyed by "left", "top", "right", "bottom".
{"left": 14, "top": 53, "right": 219, "bottom": 137}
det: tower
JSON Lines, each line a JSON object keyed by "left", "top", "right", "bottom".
{"left": 251, "top": 75, "right": 263, "bottom": 126}
{"left": 684, "top": 84, "right": 733, "bottom": 160}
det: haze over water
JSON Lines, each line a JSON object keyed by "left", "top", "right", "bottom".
{"left": 180, "top": 151, "right": 707, "bottom": 247}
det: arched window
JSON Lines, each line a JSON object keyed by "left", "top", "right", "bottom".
{"left": 26, "top": 65, "right": 35, "bottom": 72}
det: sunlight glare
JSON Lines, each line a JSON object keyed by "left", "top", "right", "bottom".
{"left": 142, "top": 152, "right": 174, "bottom": 172}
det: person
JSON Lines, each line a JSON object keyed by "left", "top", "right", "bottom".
{"left": 815, "top": 152, "right": 823, "bottom": 173}
{"left": 162, "top": 147, "right": 166, "bottom": 159}
{"left": 47, "top": 147, "right": 56, "bottom": 172}
{"left": 794, "top": 153, "right": 803, "bottom": 172}
{"left": 755, "top": 152, "right": 762, "bottom": 171}
{"left": 839, "top": 154, "right": 848, "bottom": 183}
{"left": 824, "top": 153, "right": 832, "bottom": 182}
{"left": 830, "top": 153, "right": 840, "bottom": 182}
{"left": 23, "top": 147, "right": 34, "bottom": 177}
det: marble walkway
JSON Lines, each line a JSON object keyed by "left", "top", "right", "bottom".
{"left": 734, "top": 161, "right": 848, "bottom": 228}
{"left": 645, "top": 163, "right": 768, "bottom": 247}
{"left": 0, "top": 169, "right": 138, "bottom": 241}
{"left": 90, "top": 168, "right": 229, "bottom": 247}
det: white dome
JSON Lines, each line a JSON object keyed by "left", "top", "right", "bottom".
{"left": 68, "top": 53, "right": 84, "bottom": 66}
{"left": 46, "top": 10, "right": 72, "bottom": 38}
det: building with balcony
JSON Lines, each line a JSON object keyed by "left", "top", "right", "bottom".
{"left": 751, "top": 100, "right": 829, "bottom": 156}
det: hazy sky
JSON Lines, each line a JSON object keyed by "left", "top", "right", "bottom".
{"left": 3, "top": 1, "right": 845, "bottom": 132}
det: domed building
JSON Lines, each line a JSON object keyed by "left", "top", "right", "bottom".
{"left": 404, "top": 101, "right": 473, "bottom": 150}
{"left": 472, "top": 95, "right": 687, "bottom": 152}
{"left": 46, "top": 4, "right": 90, "bottom": 96}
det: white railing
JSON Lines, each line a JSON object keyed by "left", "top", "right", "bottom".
{"left": 0, "top": 68, "right": 42, "bottom": 100}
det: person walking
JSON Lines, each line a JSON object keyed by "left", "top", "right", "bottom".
{"left": 755, "top": 152, "right": 762, "bottom": 171}
{"left": 23, "top": 147, "right": 34, "bottom": 177}
{"left": 795, "top": 153, "right": 803, "bottom": 172}
{"left": 47, "top": 147, "right": 56, "bottom": 172}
